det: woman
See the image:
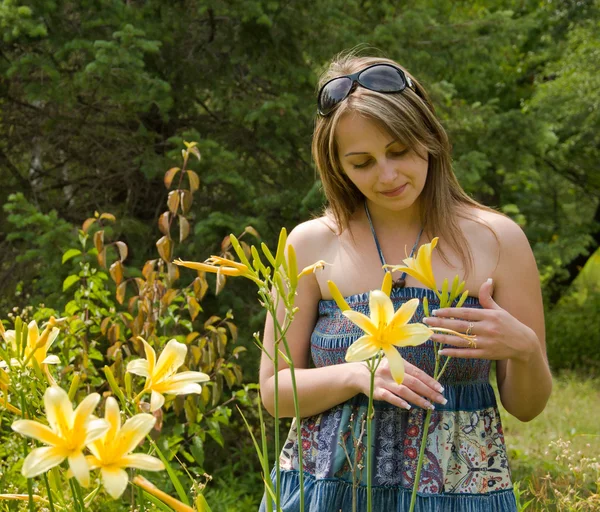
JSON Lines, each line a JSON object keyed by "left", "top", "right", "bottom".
{"left": 259, "top": 52, "right": 552, "bottom": 511}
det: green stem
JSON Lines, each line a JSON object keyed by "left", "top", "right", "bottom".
{"left": 273, "top": 312, "right": 304, "bottom": 512}
{"left": 19, "top": 392, "right": 35, "bottom": 512}
{"left": 69, "top": 478, "right": 84, "bottom": 511}
{"left": 43, "top": 473, "right": 56, "bottom": 512}
{"left": 366, "top": 362, "right": 376, "bottom": 512}
{"left": 409, "top": 408, "right": 433, "bottom": 512}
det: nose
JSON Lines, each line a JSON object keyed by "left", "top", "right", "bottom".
{"left": 378, "top": 158, "right": 398, "bottom": 184}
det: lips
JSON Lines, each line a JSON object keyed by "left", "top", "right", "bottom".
{"left": 380, "top": 183, "right": 407, "bottom": 197}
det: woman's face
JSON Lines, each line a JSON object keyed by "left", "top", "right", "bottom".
{"left": 335, "top": 112, "right": 428, "bottom": 215}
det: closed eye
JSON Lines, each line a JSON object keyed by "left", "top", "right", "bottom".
{"left": 352, "top": 149, "right": 409, "bottom": 169}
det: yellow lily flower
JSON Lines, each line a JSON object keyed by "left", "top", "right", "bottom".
{"left": 386, "top": 237, "right": 439, "bottom": 291}
{"left": 343, "top": 292, "right": 433, "bottom": 384}
{"left": 2, "top": 319, "right": 60, "bottom": 368}
{"left": 174, "top": 257, "right": 263, "bottom": 284}
{"left": 11, "top": 386, "right": 109, "bottom": 487}
{"left": 86, "top": 397, "right": 164, "bottom": 499}
{"left": 127, "top": 338, "right": 209, "bottom": 412}
{"left": 297, "top": 260, "right": 330, "bottom": 279}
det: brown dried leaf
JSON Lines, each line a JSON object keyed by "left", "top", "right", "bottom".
{"left": 158, "top": 212, "right": 170, "bottom": 236}
{"left": 82, "top": 218, "right": 96, "bottom": 233}
{"left": 189, "top": 146, "right": 201, "bottom": 162}
{"left": 156, "top": 236, "right": 173, "bottom": 263}
{"left": 187, "top": 170, "right": 200, "bottom": 193}
{"left": 97, "top": 247, "right": 107, "bottom": 268}
{"left": 240, "top": 241, "right": 252, "bottom": 260}
{"left": 187, "top": 296, "right": 202, "bottom": 321}
{"left": 215, "top": 271, "right": 226, "bottom": 295}
{"left": 161, "top": 289, "right": 178, "bottom": 307}
{"left": 109, "top": 261, "right": 124, "bottom": 285}
{"left": 108, "top": 324, "right": 120, "bottom": 344}
{"left": 101, "top": 317, "right": 111, "bottom": 335}
{"left": 180, "top": 190, "right": 193, "bottom": 214}
{"left": 115, "top": 241, "right": 128, "bottom": 262}
{"left": 204, "top": 315, "right": 221, "bottom": 328}
{"left": 244, "top": 226, "right": 260, "bottom": 239}
{"left": 99, "top": 213, "right": 116, "bottom": 222}
{"left": 164, "top": 167, "right": 181, "bottom": 189}
{"left": 179, "top": 216, "right": 190, "bottom": 243}
{"left": 167, "top": 190, "right": 180, "bottom": 215}
{"left": 193, "top": 276, "right": 209, "bottom": 301}
{"left": 220, "top": 235, "right": 231, "bottom": 253}
{"left": 225, "top": 321, "right": 238, "bottom": 342}
{"left": 107, "top": 342, "right": 122, "bottom": 360}
{"left": 94, "top": 230, "right": 104, "bottom": 253}
{"left": 116, "top": 281, "right": 127, "bottom": 304}
{"left": 167, "top": 262, "right": 179, "bottom": 282}
{"left": 186, "top": 332, "right": 200, "bottom": 344}
{"left": 128, "top": 296, "right": 139, "bottom": 313}
{"left": 142, "top": 260, "right": 156, "bottom": 280}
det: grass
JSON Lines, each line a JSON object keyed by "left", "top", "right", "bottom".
{"left": 498, "top": 371, "right": 600, "bottom": 511}
{"left": 203, "top": 372, "right": 600, "bottom": 511}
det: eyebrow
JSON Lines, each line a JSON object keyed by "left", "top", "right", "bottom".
{"left": 344, "top": 140, "right": 397, "bottom": 157}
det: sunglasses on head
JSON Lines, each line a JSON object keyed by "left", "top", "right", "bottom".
{"left": 317, "top": 63, "right": 415, "bottom": 116}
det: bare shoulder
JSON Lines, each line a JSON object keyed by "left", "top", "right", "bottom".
{"left": 287, "top": 215, "right": 338, "bottom": 264}
{"left": 467, "top": 207, "right": 531, "bottom": 252}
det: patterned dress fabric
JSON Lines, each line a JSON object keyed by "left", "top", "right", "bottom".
{"left": 260, "top": 287, "right": 517, "bottom": 511}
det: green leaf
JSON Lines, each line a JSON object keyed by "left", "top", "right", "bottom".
{"left": 62, "top": 274, "right": 80, "bottom": 291}
{"left": 62, "top": 248, "right": 82, "bottom": 264}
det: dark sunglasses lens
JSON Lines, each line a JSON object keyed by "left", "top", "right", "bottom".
{"left": 319, "top": 77, "right": 353, "bottom": 114}
{"left": 359, "top": 65, "right": 406, "bottom": 92}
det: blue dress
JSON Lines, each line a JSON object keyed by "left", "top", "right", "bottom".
{"left": 260, "top": 287, "right": 517, "bottom": 511}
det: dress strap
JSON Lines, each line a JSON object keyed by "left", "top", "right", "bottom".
{"left": 364, "top": 201, "right": 423, "bottom": 286}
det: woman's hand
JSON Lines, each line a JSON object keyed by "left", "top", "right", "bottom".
{"left": 355, "top": 357, "right": 447, "bottom": 411}
{"left": 424, "top": 279, "right": 539, "bottom": 363}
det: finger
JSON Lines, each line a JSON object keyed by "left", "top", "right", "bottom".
{"left": 374, "top": 388, "right": 412, "bottom": 410}
{"left": 433, "top": 307, "right": 487, "bottom": 320}
{"left": 431, "top": 333, "right": 472, "bottom": 347}
{"left": 396, "top": 386, "right": 437, "bottom": 410}
{"left": 401, "top": 374, "right": 447, "bottom": 405}
{"left": 404, "top": 361, "right": 445, "bottom": 393}
{"left": 423, "top": 316, "right": 474, "bottom": 334}
{"left": 438, "top": 348, "right": 486, "bottom": 359}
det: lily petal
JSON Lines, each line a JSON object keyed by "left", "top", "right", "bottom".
{"left": 41, "top": 355, "right": 60, "bottom": 365}
{"left": 85, "top": 455, "right": 102, "bottom": 470}
{"left": 343, "top": 311, "right": 377, "bottom": 336}
{"left": 84, "top": 419, "right": 111, "bottom": 445}
{"left": 101, "top": 467, "right": 129, "bottom": 499}
{"left": 104, "top": 397, "right": 121, "bottom": 447}
{"left": 164, "top": 371, "right": 210, "bottom": 384}
{"left": 140, "top": 339, "right": 156, "bottom": 376}
{"left": 153, "top": 340, "right": 187, "bottom": 382}
{"left": 126, "top": 359, "right": 149, "bottom": 377}
{"left": 22, "top": 446, "right": 66, "bottom": 478}
{"left": 150, "top": 391, "right": 165, "bottom": 412}
{"left": 11, "top": 420, "right": 63, "bottom": 446}
{"left": 383, "top": 346, "right": 406, "bottom": 384}
{"left": 72, "top": 393, "right": 101, "bottom": 434}
{"left": 345, "top": 335, "right": 379, "bottom": 362}
{"left": 158, "top": 382, "right": 203, "bottom": 395}
{"left": 388, "top": 299, "right": 420, "bottom": 331}
{"left": 69, "top": 451, "right": 90, "bottom": 488}
{"left": 392, "top": 324, "right": 433, "bottom": 347}
{"left": 115, "top": 414, "right": 156, "bottom": 456}
{"left": 44, "top": 386, "right": 73, "bottom": 439}
{"left": 118, "top": 453, "right": 165, "bottom": 471}
{"left": 369, "top": 290, "right": 395, "bottom": 329}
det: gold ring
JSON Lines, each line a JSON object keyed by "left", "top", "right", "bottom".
{"left": 465, "top": 322, "right": 474, "bottom": 336}
{"left": 467, "top": 337, "right": 478, "bottom": 349}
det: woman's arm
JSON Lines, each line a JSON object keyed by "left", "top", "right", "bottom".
{"left": 427, "top": 215, "right": 552, "bottom": 422}
{"left": 259, "top": 221, "right": 446, "bottom": 418}
{"left": 491, "top": 217, "right": 552, "bottom": 421}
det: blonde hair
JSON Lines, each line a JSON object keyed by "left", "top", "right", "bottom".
{"left": 311, "top": 50, "right": 498, "bottom": 275}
